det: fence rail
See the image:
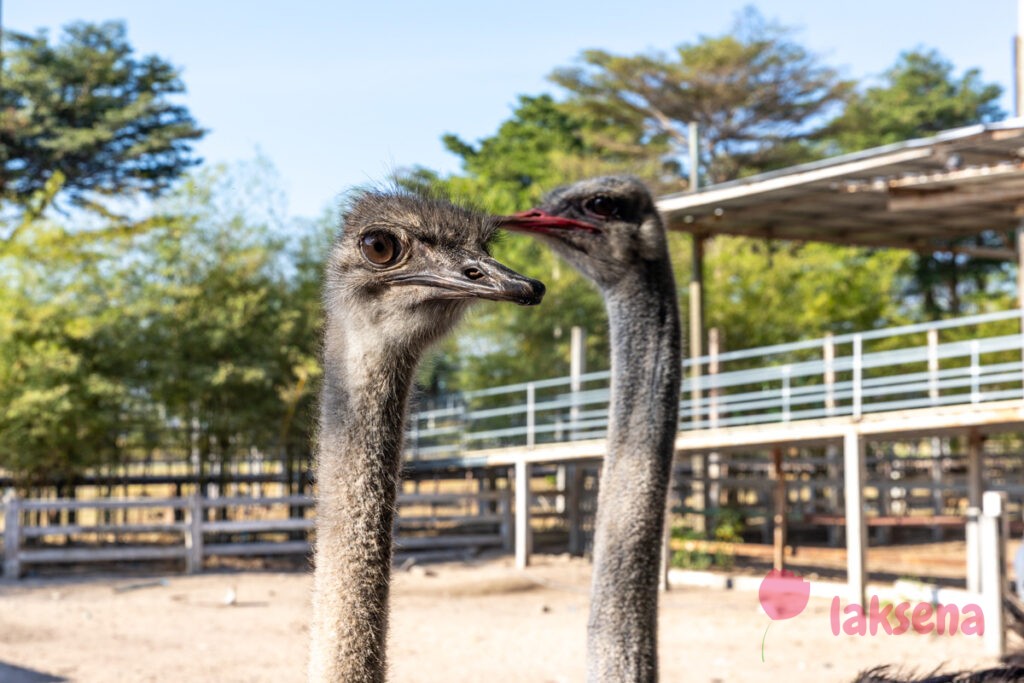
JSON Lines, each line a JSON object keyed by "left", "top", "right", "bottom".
{"left": 0, "top": 488, "right": 524, "bottom": 579}
{"left": 408, "top": 309, "right": 1024, "bottom": 459}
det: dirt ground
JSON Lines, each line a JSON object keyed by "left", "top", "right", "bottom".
{"left": 0, "top": 554, "right": 1017, "bottom": 683}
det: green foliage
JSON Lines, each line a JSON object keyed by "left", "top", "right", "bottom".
{"left": 669, "top": 526, "right": 736, "bottom": 571}
{"left": 0, "top": 21, "right": 204, "bottom": 227}
{"left": 0, "top": 160, "right": 323, "bottom": 483}
{"left": 696, "top": 237, "right": 912, "bottom": 349}
{"left": 825, "top": 49, "right": 1003, "bottom": 154}
{"left": 551, "top": 7, "right": 851, "bottom": 185}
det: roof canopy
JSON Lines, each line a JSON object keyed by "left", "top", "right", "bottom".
{"left": 656, "top": 119, "right": 1024, "bottom": 260}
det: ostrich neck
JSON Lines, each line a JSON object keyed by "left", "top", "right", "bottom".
{"left": 309, "top": 315, "right": 420, "bottom": 683}
{"left": 588, "top": 264, "right": 682, "bottom": 683}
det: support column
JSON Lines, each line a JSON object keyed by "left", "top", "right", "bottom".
{"left": 771, "top": 448, "right": 787, "bottom": 571}
{"left": 567, "top": 464, "right": 584, "bottom": 556}
{"left": 689, "top": 234, "right": 705, "bottom": 429}
{"left": 515, "top": 459, "right": 532, "bottom": 569}
{"left": 569, "top": 326, "right": 585, "bottom": 439}
{"left": 980, "top": 491, "right": 1007, "bottom": 657}
{"left": 844, "top": 431, "right": 867, "bottom": 609}
{"left": 3, "top": 490, "right": 21, "bottom": 580}
{"left": 825, "top": 444, "right": 841, "bottom": 547}
{"left": 930, "top": 437, "right": 945, "bottom": 542}
{"left": 966, "top": 428, "right": 984, "bottom": 594}
{"left": 690, "top": 453, "right": 706, "bottom": 534}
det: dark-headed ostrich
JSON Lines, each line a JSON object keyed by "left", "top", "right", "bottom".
{"left": 310, "top": 190, "right": 545, "bottom": 682}
{"left": 501, "top": 176, "right": 681, "bottom": 682}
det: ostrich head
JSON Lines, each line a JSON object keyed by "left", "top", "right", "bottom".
{"left": 497, "top": 175, "right": 667, "bottom": 289}
{"left": 326, "top": 190, "right": 545, "bottom": 351}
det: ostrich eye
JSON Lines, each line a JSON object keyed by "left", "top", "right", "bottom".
{"left": 360, "top": 231, "right": 401, "bottom": 267}
{"left": 583, "top": 195, "right": 619, "bottom": 219}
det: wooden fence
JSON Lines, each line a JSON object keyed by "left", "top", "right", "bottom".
{"left": 0, "top": 486, "right": 546, "bottom": 579}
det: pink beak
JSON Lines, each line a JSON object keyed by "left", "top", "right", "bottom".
{"left": 497, "top": 209, "right": 600, "bottom": 235}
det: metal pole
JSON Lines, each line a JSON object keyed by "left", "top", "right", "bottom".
{"left": 688, "top": 122, "right": 700, "bottom": 191}
{"left": 1017, "top": 0, "right": 1024, "bottom": 117}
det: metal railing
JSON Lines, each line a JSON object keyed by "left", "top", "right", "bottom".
{"left": 407, "top": 309, "right": 1024, "bottom": 460}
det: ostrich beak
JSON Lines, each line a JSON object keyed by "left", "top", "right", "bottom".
{"left": 391, "top": 256, "right": 545, "bottom": 306}
{"left": 497, "top": 209, "right": 601, "bottom": 235}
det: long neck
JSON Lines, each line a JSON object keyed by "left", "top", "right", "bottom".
{"left": 588, "top": 264, "right": 682, "bottom": 683}
{"left": 309, "top": 312, "right": 420, "bottom": 683}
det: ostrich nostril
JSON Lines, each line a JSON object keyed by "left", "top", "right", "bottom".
{"left": 464, "top": 267, "right": 484, "bottom": 280}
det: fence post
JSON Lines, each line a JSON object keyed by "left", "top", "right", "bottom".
{"left": 3, "top": 490, "right": 20, "bottom": 580}
{"left": 708, "top": 328, "right": 720, "bottom": 428}
{"left": 970, "top": 339, "right": 981, "bottom": 403}
{"left": 570, "top": 326, "right": 585, "bottom": 439}
{"left": 781, "top": 366, "right": 792, "bottom": 423}
{"left": 823, "top": 333, "right": 836, "bottom": 417}
{"left": 526, "top": 383, "right": 536, "bottom": 449}
{"left": 852, "top": 334, "right": 863, "bottom": 419}
{"left": 844, "top": 430, "right": 867, "bottom": 610}
{"left": 927, "top": 327, "right": 939, "bottom": 405}
{"left": 966, "top": 428, "right": 984, "bottom": 594}
{"left": 515, "top": 458, "right": 532, "bottom": 569}
{"left": 980, "top": 491, "right": 1006, "bottom": 657}
{"left": 184, "top": 493, "right": 204, "bottom": 575}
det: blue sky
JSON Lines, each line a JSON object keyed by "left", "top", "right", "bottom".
{"left": 5, "top": 1, "right": 1018, "bottom": 220}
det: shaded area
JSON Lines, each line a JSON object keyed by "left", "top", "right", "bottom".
{"left": 0, "top": 662, "right": 66, "bottom": 683}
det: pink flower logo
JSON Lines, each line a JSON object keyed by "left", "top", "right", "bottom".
{"left": 759, "top": 568, "right": 810, "bottom": 620}
{"left": 758, "top": 569, "right": 811, "bottom": 662}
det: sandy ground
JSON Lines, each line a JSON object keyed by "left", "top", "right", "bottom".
{"left": 0, "top": 555, "right": 1017, "bottom": 683}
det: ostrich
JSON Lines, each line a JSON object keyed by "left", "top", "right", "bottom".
{"left": 500, "top": 176, "right": 681, "bottom": 682}
{"left": 309, "top": 190, "right": 545, "bottom": 682}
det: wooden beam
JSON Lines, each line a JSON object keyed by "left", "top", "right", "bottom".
{"left": 887, "top": 162, "right": 1024, "bottom": 190}
{"left": 514, "top": 458, "right": 532, "bottom": 569}
{"left": 668, "top": 220, "right": 1018, "bottom": 261}
{"left": 657, "top": 147, "right": 935, "bottom": 214}
{"left": 771, "top": 448, "right": 786, "bottom": 571}
{"left": 888, "top": 186, "right": 1024, "bottom": 212}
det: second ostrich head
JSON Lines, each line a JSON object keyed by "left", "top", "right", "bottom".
{"left": 496, "top": 175, "right": 667, "bottom": 290}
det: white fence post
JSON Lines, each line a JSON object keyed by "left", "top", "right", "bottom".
{"left": 3, "top": 490, "right": 20, "bottom": 580}
{"left": 980, "top": 491, "right": 1006, "bottom": 657}
{"left": 526, "top": 383, "right": 536, "bottom": 449}
{"left": 927, "top": 327, "right": 939, "bottom": 405}
{"left": 970, "top": 339, "right": 981, "bottom": 403}
{"left": 852, "top": 334, "right": 863, "bottom": 419}
{"left": 844, "top": 431, "right": 867, "bottom": 609}
{"left": 184, "top": 493, "right": 204, "bottom": 574}
{"left": 570, "top": 326, "right": 585, "bottom": 439}
{"left": 823, "top": 333, "right": 836, "bottom": 417}
{"left": 781, "top": 366, "right": 792, "bottom": 423}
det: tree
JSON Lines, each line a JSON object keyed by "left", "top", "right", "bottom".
{"left": 0, "top": 160, "right": 324, "bottom": 486}
{"left": 400, "top": 96, "right": 622, "bottom": 393}
{"left": 550, "top": 7, "right": 851, "bottom": 184}
{"left": 0, "top": 21, "right": 204, "bottom": 234}
{"left": 825, "top": 49, "right": 1003, "bottom": 153}
{"left": 824, "top": 49, "right": 1008, "bottom": 319}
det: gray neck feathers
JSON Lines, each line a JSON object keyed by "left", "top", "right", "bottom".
{"left": 587, "top": 263, "right": 681, "bottom": 682}
{"left": 309, "top": 311, "right": 421, "bottom": 683}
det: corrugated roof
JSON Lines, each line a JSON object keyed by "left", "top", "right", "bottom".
{"left": 656, "top": 119, "right": 1024, "bottom": 259}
